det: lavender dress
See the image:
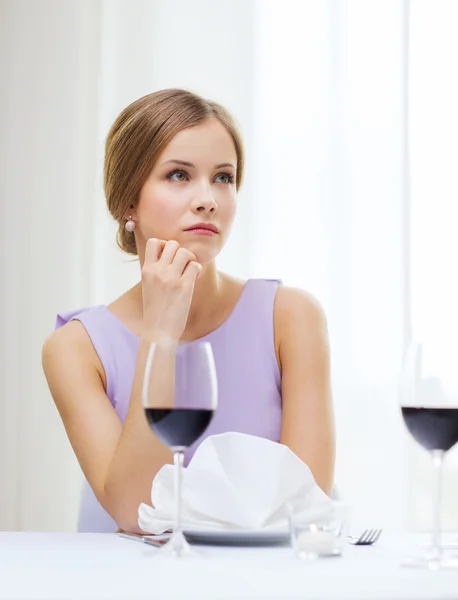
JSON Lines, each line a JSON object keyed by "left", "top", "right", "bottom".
{"left": 56, "top": 279, "right": 283, "bottom": 532}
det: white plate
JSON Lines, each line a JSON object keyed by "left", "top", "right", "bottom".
{"left": 183, "top": 529, "right": 290, "bottom": 547}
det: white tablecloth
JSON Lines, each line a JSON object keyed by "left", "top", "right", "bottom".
{"left": 0, "top": 532, "right": 457, "bottom": 599}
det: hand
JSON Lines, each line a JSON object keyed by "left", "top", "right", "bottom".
{"left": 141, "top": 239, "right": 202, "bottom": 341}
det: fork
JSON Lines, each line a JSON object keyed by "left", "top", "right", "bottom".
{"left": 348, "top": 528, "right": 382, "bottom": 546}
{"left": 117, "top": 532, "right": 169, "bottom": 547}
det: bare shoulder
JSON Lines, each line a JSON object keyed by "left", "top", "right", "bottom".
{"left": 43, "top": 320, "right": 93, "bottom": 359}
{"left": 42, "top": 320, "right": 105, "bottom": 387}
{"left": 273, "top": 286, "right": 329, "bottom": 373}
{"left": 275, "top": 286, "right": 328, "bottom": 334}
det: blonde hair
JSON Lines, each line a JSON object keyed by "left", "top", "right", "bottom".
{"left": 104, "top": 88, "right": 245, "bottom": 255}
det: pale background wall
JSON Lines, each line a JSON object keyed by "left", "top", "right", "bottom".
{"left": 1, "top": 0, "right": 457, "bottom": 533}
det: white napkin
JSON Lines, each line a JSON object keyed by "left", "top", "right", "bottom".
{"left": 138, "top": 432, "right": 335, "bottom": 534}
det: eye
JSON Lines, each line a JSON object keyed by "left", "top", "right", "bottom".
{"left": 167, "top": 169, "right": 188, "bottom": 182}
{"left": 215, "top": 172, "right": 235, "bottom": 184}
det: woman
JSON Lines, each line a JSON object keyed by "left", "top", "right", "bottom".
{"left": 42, "top": 88, "right": 335, "bottom": 534}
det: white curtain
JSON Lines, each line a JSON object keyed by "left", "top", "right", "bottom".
{"left": 250, "top": 0, "right": 409, "bottom": 532}
{"left": 0, "top": 0, "right": 257, "bottom": 532}
{"left": 1, "top": 0, "right": 456, "bottom": 533}
{"left": 408, "top": 0, "right": 458, "bottom": 531}
{"left": 0, "top": 0, "right": 103, "bottom": 531}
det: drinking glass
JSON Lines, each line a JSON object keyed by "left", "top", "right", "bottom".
{"left": 142, "top": 340, "right": 217, "bottom": 557}
{"left": 289, "top": 502, "right": 351, "bottom": 560}
{"left": 399, "top": 340, "right": 458, "bottom": 569}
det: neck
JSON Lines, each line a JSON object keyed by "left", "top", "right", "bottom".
{"left": 134, "top": 261, "right": 225, "bottom": 330}
{"left": 187, "top": 261, "right": 223, "bottom": 326}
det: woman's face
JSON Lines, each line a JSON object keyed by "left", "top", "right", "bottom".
{"left": 133, "top": 118, "right": 238, "bottom": 264}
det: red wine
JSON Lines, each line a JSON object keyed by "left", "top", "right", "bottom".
{"left": 401, "top": 407, "right": 458, "bottom": 451}
{"left": 144, "top": 408, "right": 214, "bottom": 449}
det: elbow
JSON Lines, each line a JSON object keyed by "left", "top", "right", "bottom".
{"left": 103, "top": 482, "right": 147, "bottom": 535}
{"left": 110, "top": 504, "right": 144, "bottom": 535}
{"left": 112, "top": 501, "right": 142, "bottom": 534}
{"left": 116, "top": 518, "right": 144, "bottom": 535}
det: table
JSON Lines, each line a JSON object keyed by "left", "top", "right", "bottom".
{"left": 0, "top": 532, "right": 457, "bottom": 599}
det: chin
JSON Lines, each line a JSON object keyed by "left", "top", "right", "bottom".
{"left": 194, "top": 251, "right": 219, "bottom": 265}
{"left": 173, "top": 233, "right": 224, "bottom": 263}
{"left": 183, "top": 245, "right": 220, "bottom": 265}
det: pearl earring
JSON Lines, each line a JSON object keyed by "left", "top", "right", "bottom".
{"left": 125, "top": 215, "right": 136, "bottom": 233}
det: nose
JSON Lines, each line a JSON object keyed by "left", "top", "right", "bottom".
{"left": 191, "top": 185, "right": 218, "bottom": 214}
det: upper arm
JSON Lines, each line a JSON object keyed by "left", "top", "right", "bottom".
{"left": 42, "top": 321, "right": 123, "bottom": 512}
{"left": 275, "top": 287, "right": 335, "bottom": 496}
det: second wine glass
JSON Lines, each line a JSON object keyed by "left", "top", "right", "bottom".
{"left": 399, "top": 340, "right": 458, "bottom": 570}
{"left": 142, "top": 340, "right": 218, "bottom": 557}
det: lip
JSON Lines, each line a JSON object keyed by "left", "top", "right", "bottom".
{"left": 184, "top": 223, "right": 219, "bottom": 234}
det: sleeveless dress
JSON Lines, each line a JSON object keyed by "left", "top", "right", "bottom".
{"left": 56, "top": 278, "right": 283, "bottom": 532}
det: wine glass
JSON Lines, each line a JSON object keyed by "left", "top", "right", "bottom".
{"left": 399, "top": 340, "right": 458, "bottom": 569}
{"left": 142, "top": 340, "right": 217, "bottom": 557}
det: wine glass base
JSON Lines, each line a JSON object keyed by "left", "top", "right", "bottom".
{"left": 158, "top": 531, "right": 196, "bottom": 558}
{"left": 402, "top": 555, "right": 458, "bottom": 570}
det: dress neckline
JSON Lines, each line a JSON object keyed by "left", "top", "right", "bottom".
{"left": 100, "top": 278, "right": 253, "bottom": 343}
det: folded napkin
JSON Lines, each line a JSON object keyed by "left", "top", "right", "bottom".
{"left": 139, "top": 432, "right": 335, "bottom": 534}
{"left": 138, "top": 432, "right": 336, "bottom": 534}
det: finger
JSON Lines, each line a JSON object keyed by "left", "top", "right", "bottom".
{"left": 171, "top": 247, "right": 198, "bottom": 276}
{"left": 158, "top": 240, "right": 180, "bottom": 266}
{"left": 182, "top": 260, "right": 202, "bottom": 285}
{"left": 144, "top": 238, "right": 167, "bottom": 264}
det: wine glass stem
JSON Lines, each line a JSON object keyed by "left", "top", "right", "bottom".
{"left": 173, "top": 450, "right": 184, "bottom": 537}
{"left": 431, "top": 449, "right": 444, "bottom": 559}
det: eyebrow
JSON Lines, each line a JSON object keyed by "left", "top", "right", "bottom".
{"left": 162, "top": 159, "right": 236, "bottom": 170}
